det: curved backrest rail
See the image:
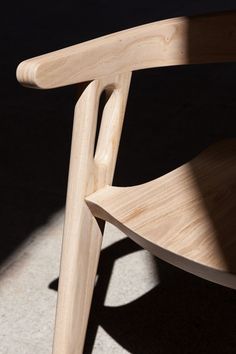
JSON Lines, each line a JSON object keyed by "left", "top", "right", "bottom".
{"left": 17, "top": 12, "right": 236, "bottom": 89}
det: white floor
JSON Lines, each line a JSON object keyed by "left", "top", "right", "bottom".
{"left": 0, "top": 210, "right": 159, "bottom": 354}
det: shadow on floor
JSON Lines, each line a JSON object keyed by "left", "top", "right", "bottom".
{"left": 50, "top": 237, "right": 236, "bottom": 354}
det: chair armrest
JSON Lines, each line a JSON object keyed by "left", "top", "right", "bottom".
{"left": 16, "top": 12, "right": 236, "bottom": 89}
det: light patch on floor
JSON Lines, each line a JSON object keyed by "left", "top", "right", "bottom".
{"left": 105, "top": 250, "right": 158, "bottom": 307}
{"left": 0, "top": 210, "right": 159, "bottom": 353}
{"left": 93, "top": 327, "right": 130, "bottom": 354}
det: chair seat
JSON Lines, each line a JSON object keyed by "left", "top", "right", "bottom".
{"left": 86, "top": 139, "right": 236, "bottom": 288}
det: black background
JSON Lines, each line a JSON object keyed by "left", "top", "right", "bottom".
{"left": 1, "top": 1, "right": 236, "bottom": 353}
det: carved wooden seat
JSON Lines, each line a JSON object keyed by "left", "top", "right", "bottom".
{"left": 17, "top": 12, "right": 236, "bottom": 354}
{"left": 87, "top": 139, "right": 236, "bottom": 287}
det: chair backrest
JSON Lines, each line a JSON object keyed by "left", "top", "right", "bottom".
{"left": 17, "top": 12, "right": 236, "bottom": 89}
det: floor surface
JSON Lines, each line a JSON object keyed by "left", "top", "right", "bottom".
{"left": 0, "top": 211, "right": 158, "bottom": 354}
{"left": 1, "top": 209, "right": 236, "bottom": 354}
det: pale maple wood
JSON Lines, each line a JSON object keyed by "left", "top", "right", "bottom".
{"left": 17, "top": 12, "right": 236, "bottom": 89}
{"left": 86, "top": 139, "right": 236, "bottom": 289}
{"left": 52, "top": 72, "right": 131, "bottom": 354}
{"left": 16, "top": 10, "right": 236, "bottom": 354}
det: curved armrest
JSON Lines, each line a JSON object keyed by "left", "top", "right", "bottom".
{"left": 17, "top": 12, "right": 236, "bottom": 89}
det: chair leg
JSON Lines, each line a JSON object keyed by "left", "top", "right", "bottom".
{"left": 52, "top": 73, "right": 131, "bottom": 354}
{"left": 52, "top": 202, "right": 103, "bottom": 354}
{"left": 52, "top": 80, "right": 104, "bottom": 354}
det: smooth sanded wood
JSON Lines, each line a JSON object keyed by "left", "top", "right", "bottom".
{"left": 86, "top": 139, "right": 236, "bottom": 289}
{"left": 52, "top": 72, "right": 131, "bottom": 354}
{"left": 17, "top": 12, "right": 236, "bottom": 89}
{"left": 16, "top": 11, "right": 236, "bottom": 354}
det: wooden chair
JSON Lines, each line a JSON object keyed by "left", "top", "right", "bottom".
{"left": 17, "top": 11, "right": 236, "bottom": 354}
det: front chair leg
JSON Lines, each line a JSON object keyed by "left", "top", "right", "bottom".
{"left": 52, "top": 80, "right": 105, "bottom": 354}
{"left": 53, "top": 202, "right": 103, "bottom": 354}
{"left": 52, "top": 72, "right": 132, "bottom": 354}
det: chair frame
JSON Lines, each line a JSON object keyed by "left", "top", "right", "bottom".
{"left": 17, "top": 12, "right": 236, "bottom": 354}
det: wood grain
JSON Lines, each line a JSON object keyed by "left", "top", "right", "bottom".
{"left": 86, "top": 139, "right": 236, "bottom": 289}
{"left": 16, "top": 11, "right": 236, "bottom": 353}
{"left": 52, "top": 72, "right": 131, "bottom": 354}
{"left": 17, "top": 12, "right": 236, "bottom": 89}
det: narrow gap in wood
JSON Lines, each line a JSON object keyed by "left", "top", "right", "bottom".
{"left": 93, "top": 88, "right": 113, "bottom": 157}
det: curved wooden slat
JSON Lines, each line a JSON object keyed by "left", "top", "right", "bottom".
{"left": 86, "top": 139, "right": 236, "bottom": 289}
{"left": 17, "top": 12, "right": 236, "bottom": 89}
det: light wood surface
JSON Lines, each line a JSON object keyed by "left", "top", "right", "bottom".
{"left": 52, "top": 72, "right": 131, "bottom": 354}
{"left": 16, "top": 10, "right": 236, "bottom": 354}
{"left": 17, "top": 12, "right": 236, "bottom": 89}
{"left": 86, "top": 139, "right": 236, "bottom": 289}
